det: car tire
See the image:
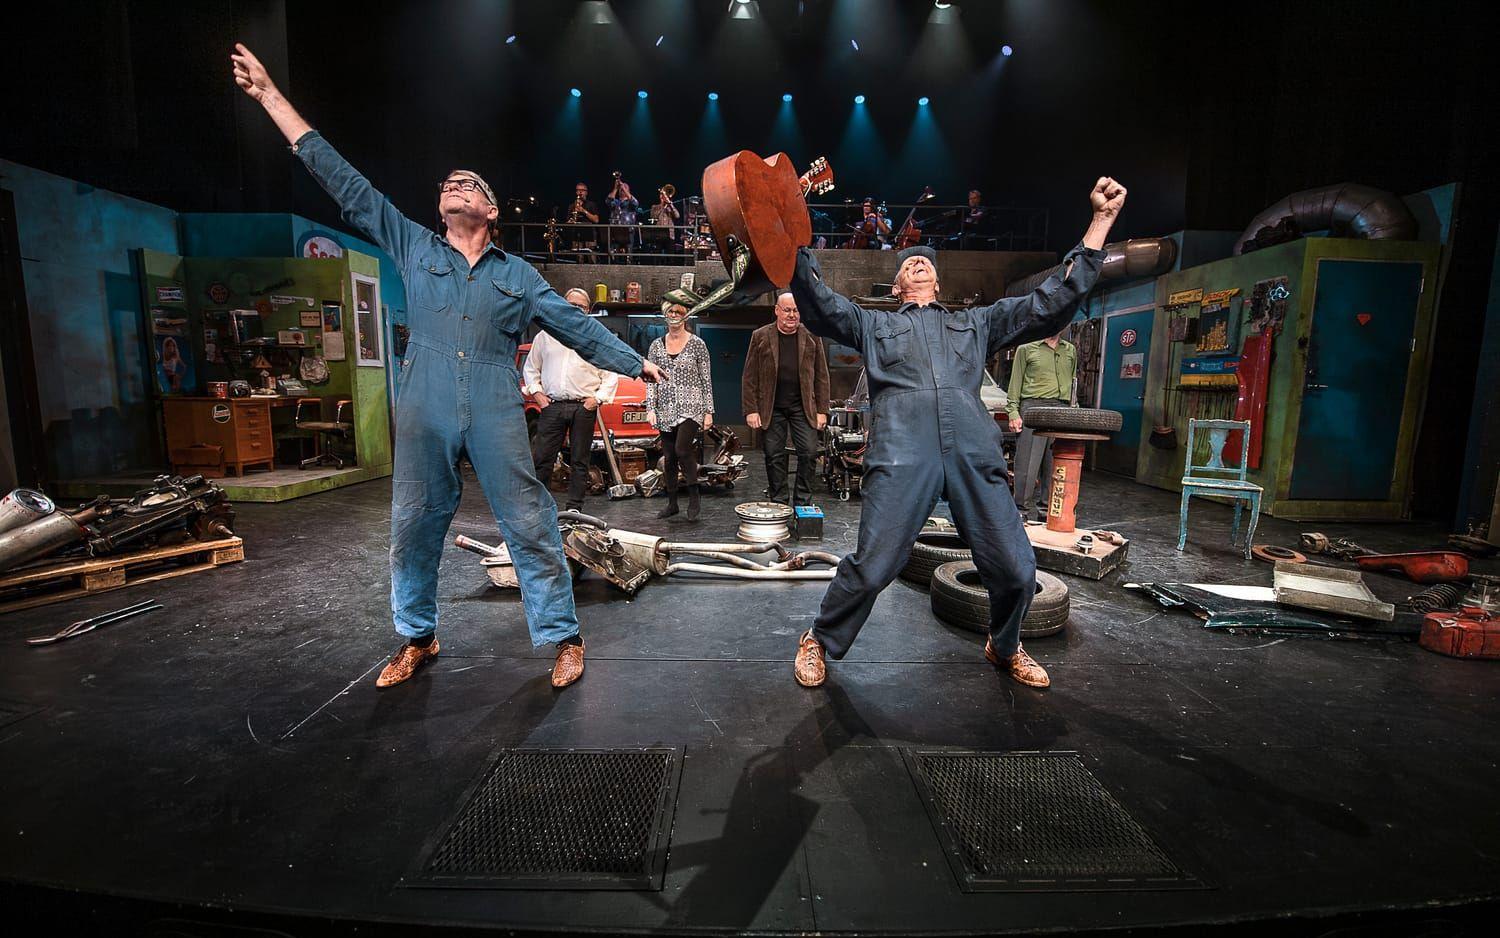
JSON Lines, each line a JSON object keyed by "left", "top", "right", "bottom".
{"left": 1020, "top": 406, "right": 1123, "bottom": 435}
{"left": 899, "top": 531, "right": 972, "bottom": 587}
{"left": 929, "top": 561, "right": 1069, "bottom": 638}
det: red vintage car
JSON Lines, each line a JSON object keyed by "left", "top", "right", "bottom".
{"left": 516, "top": 343, "right": 656, "bottom": 440}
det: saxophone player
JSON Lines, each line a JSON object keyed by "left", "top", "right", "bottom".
{"left": 565, "top": 182, "right": 600, "bottom": 255}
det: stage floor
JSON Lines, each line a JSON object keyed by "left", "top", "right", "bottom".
{"left": 2, "top": 466, "right": 1498, "bottom": 935}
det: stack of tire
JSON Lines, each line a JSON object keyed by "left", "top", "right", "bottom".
{"left": 1016, "top": 405, "right": 1124, "bottom": 435}
{"left": 899, "top": 527, "right": 1070, "bottom": 639}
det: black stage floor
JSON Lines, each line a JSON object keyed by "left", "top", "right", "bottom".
{"left": 2, "top": 466, "right": 1498, "bottom": 936}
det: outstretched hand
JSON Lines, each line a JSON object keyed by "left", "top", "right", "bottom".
{"left": 231, "top": 43, "right": 277, "bottom": 103}
{"left": 1089, "top": 177, "right": 1127, "bottom": 218}
{"left": 640, "top": 360, "right": 668, "bottom": 384}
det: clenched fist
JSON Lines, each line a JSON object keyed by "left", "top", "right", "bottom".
{"left": 1089, "top": 177, "right": 1127, "bottom": 219}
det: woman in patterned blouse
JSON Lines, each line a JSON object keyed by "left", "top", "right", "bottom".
{"left": 646, "top": 300, "right": 715, "bottom": 521}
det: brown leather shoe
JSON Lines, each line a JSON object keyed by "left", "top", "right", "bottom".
{"left": 794, "top": 630, "right": 827, "bottom": 688}
{"left": 552, "top": 641, "right": 586, "bottom": 689}
{"left": 985, "top": 639, "right": 1050, "bottom": 688}
{"left": 376, "top": 639, "right": 440, "bottom": 688}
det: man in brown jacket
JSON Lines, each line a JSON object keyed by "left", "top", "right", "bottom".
{"left": 743, "top": 291, "right": 831, "bottom": 505}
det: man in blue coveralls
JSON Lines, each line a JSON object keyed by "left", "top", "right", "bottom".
{"left": 232, "top": 44, "right": 666, "bottom": 690}
{"left": 789, "top": 177, "right": 1127, "bottom": 690}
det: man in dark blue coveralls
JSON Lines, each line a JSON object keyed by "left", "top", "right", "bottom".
{"left": 790, "top": 177, "right": 1127, "bottom": 690}
{"left": 232, "top": 44, "right": 666, "bottom": 691}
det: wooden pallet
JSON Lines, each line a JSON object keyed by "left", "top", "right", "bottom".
{"left": 0, "top": 536, "right": 245, "bottom": 615}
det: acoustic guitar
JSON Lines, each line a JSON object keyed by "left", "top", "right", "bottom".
{"left": 701, "top": 152, "right": 834, "bottom": 301}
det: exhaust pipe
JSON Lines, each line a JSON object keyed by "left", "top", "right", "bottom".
{"left": 0, "top": 489, "right": 55, "bottom": 536}
{"left": 1004, "top": 237, "right": 1179, "bottom": 297}
{"left": 1234, "top": 182, "right": 1416, "bottom": 255}
{"left": 0, "top": 506, "right": 99, "bottom": 573}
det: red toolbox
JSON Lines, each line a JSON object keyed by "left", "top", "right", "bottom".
{"left": 1421, "top": 607, "right": 1500, "bottom": 659}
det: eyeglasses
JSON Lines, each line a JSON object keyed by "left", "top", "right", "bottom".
{"left": 441, "top": 179, "right": 483, "bottom": 194}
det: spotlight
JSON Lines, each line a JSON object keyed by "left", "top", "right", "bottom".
{"left": 505, "top": 34, "right": 517, "bottom": 44}
{"left": 851, "top": 39, "right": 859, "bottom": 51}
{"left": 1002, "top": 44, "right": 1013, "bottom": 56}
{"left": 782, "top": 93, "right": 793, "bottom": 102}
{"left": 638, "top": 90, "right": 649, "bottom": 99}
{"left": 708, "top": 91, "right": 719, "bottom": 101}
{"left": 736, "top": 0, "right": 751, "bottom": 4}
{"left": 656, "top": 35, "right": 664, "bottom": 46}
{"left": 934, "top": 1, "right": 952, "bottom": 7}
{"left": 570, "top": 87, "right": 582, "bottom": 98}
{"left": 918, "top": 96, "right": 930, "bottom": 106}
{"left": 854, "top": 94, "right": 866, "bottom": 105}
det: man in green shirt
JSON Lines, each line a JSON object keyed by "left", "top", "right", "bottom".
{"left": 1006, "top": 329, "right": 1078, "bottom": 519}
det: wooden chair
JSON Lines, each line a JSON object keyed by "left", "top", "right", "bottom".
{"left": 295, "top": 398, "right": 354, "bottom": 469}
{"left": 1177, "top": 418, "right": 1262, "bottom": 559}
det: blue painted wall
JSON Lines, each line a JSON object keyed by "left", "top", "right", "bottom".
{"left": 1, "top": 158, "right": 180, "bottom": 480}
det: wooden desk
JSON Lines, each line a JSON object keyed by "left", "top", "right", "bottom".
{"left": 163, "top": 397, "right": 284, "bottom": 477}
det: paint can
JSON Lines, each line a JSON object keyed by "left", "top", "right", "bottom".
{"left": 625, "top": 281, "right": 641, "bottom": 303}
{"left": 609, "top": 289, "right": 623, "bottom": 302}
{"left": 593, "top": 282, "right": 609, "bottom": 304}
{"left": 679, "top": 272, "right": 695, "bottom": 292}
{"left": 207, "top": 381, "right": 228, "bottom": 399}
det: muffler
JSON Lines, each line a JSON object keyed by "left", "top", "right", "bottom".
{"left": 0, "top": 489, "right": 55, "bottom": 535}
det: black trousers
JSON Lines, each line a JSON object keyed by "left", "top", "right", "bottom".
{"left": 762, "top": 406, "right": 819, "bottom": 505}
{"left": 531, "top": 400, "right": 594, "bottom": 509}
{"left": 660, "top": 420, "right": 700, "bottom": 492}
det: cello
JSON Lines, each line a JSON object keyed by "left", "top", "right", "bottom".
{"left": 700, "top": 151, "right": 834, "bottom": 303}
{"left": 894, "top": 186, "right": 936, "bottom": 250}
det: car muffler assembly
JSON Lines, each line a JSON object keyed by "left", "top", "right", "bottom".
{"left": 454, "top": 509, "right": 840, "bottom": 596}
{"left": 0, "top": 489, "right": 56, "bottom": 535}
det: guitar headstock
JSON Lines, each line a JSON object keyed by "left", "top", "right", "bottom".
{"left": 799, "top": 157, "right": 835, "bottom": 198}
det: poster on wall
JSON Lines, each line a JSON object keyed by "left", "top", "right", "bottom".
{"left": 1196, "top": 289, "right": 1241, "bottom": 356}
{"left": 322, "top": 302, "right": 346, "bottom": 361}
{"left": 154, "top": 334, "right": 196, "bottom": 395}
{"left": 352, "top": 276, "right": 383, "bottom": 366}
{"left": 297, "top": 230, "right": 345, "bottom": 259}
{"left": 1120, "top": 353, "right": 1144, "bottom": 379}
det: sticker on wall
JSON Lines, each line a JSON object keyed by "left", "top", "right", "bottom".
{"left": 212, "top": 404, "right": 232, "bottom": 424}
{"left": 155, "top": 335, "right": 195, "bottom": 396}
{"left": 299, "top": 310, "right": 322, "bottom": 327}
{"left": 1119, "top": 328, "right": 1138, "bottom": 348}
{"left": 206, "top": 281, "right": 230, "bottom": 305}
{"left": 155, "top": 285, "right": 184, "bottom": 303}
{"left": 1120, "top": 352, "right": 1144, "bottom": 379}
{"left": 1356, "top": 313, "right": 1372, "bottom": 326}
{"left": 298, "top": 230, "right": 345, "bottom": 259}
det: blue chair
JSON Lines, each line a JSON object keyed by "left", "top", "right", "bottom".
{"left": 1177, "top": 418, "right": 1262, "bottom": 559}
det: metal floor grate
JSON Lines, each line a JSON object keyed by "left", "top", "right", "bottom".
{"left": 906, "top": 750, "right": 1199, "bottom": 892}
{"left": 406, "top": 748, "right": 682, "bottom": 890}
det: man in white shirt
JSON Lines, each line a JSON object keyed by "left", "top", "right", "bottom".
{"left": 524, "top": 288, "right": 622, "bottom": 510}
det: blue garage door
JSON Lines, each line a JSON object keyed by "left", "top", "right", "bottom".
{"left": 1095, "top": 308, "right": 1154, "bottom": 476}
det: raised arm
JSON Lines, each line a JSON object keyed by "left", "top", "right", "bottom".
{"left": 978, "top": 177, "right": 1126, "bottom": 354}
{"left": 789, "top": 247, "right": 869, "bottom": 351}
{"left": 231, "top": 43, "right": 423, "bottom": 268}
{"left": 528, "top": 274, "right": 643, "bottom": 379}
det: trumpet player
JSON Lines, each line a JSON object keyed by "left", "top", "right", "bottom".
{"left": 606, "top": 174, "right": 640, "bottom": 256}
{"left": 566, "top": 182, "right": 599, "bottom": 254}
{"left": 650, "top": 184, "right": 680, "bottom": 234}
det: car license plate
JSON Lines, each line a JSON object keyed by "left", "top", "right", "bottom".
{"left": 622, "top": 410, "right": 649, "bottom": 424}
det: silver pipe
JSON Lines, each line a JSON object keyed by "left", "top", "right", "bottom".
{"left": 454, "top": 534, "right": 502, "bottom": 557}
{"left": 664, "top": 561, "right": 837, "bottom": 580}
{"left": 0, "top": 510, "right": 88, "bottom": 573}
{"left": 669, "top": 550, "right": 777, "bottom": 571}
{"left": 662, "top": 541, "right": 791, "bottom": 558}
{"left": 0, "top": 489, "right": 55, "bottom": 536}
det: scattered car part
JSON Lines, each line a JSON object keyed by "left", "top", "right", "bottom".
{"left": 1093, "top": 530, "right": 1125, "bottom": 546}
{"left": 454, "top": 535, "right": 520, "bottom": 588}
{"left": 929, "top": 561, "right": 1069, "bottom": 638}
{"left": 1074, "top": 533, "right": 1095, "bottom": 555}
{"left": 27, "top": 599, "right": 163, "bottom": 646}
{"left": 0, "top": 505, "right": 98, "bottom": 573}
{"left": 736, "top": 501, "right": 795, "bottom": 543}
{"left": 899, "top": 530, "right": 971, "bottom": 587}
{"left": 1273, "top": 560, "right": 1394, "bottom": 622}
{"left": 1463, "top": 574, "right": 1500, "bottom": 615}
{"left": 1253, "top": 544, "right": 1308, "bottom": 564}
{"left": 1355, "top": 551, "right": 1469, "bottom": 584}
{"left": 1404, "top": 581, "right": 1466, "bottom": 613}
{"left": 0, "top": 489, "right": 55, "bottom": 535}
{"left": 1298, "top": 532, "right": 1372, "bottom": 561}
{"left": 1018, "top": 406, "right": 1124, "bottom": 435}
{"left": 1448, "top": 532, "right": 1498, "bottom": 558}
{"left": 635, "top": 469, "right": 665, "bottom": 498}
{"left": 1420, "top": 607, "right": 1500, "bottom": 659}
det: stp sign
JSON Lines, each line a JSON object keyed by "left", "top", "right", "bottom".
{"left": 1120, "top": 328, "right": 1138, "bottom": 348}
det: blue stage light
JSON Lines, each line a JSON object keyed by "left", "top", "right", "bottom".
{"left": 851, "top": 39, "right": 859, "bottom": 51}
{"left": 1002, "top": 45, "right": 1013, "bottom": 57}
{"left": 638, "top": 90, "right": 649, "bottom": 99}
{"left": 656, "top": 35, "right": 664, "bottom": 47}
{"left": 782, "top": 93, "right": 793, "bottom": 103}
{"left": 505, "top": 35, "right": 517, "bottom": 45}
{"left": 854, "top": 94, "right": 866, "bottom": 105}
{"left": 708, "top": 92, "right": 719, "bottom": 101}
{"left": 570, "top": 87, "right": 582, "bottom": 98}
{"left": 918, "top": 96, "right": 930, "bottom": 106}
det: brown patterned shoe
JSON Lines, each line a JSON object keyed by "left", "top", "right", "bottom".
{"left": 985, "top": 639, "right": 1050, "bottom": 689}
{"left": 794, "top": 630, "right": 827, "bottom": 688}
{"left": 552, "top": 641, "right": 586, "bottom": 689}
{"left": 375, "top": 639, "right": 440, "bottom": 689}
